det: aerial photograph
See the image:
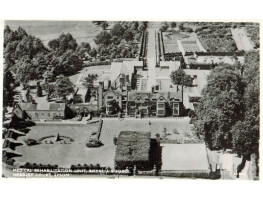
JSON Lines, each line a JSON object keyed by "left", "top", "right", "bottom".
{"left": 2, "top": 21, "right": 260, "bottom": 180}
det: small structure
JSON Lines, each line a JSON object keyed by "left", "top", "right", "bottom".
{"left": 56, "top": 133, "right": 61, "bottom": 142}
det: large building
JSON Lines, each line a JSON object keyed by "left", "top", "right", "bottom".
{"left": 13, "top": 102, "right": 69, "bottom": 121}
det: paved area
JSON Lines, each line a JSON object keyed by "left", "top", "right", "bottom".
{"left": 231, "top": 28, "right": 254, "bottom": 51}
{"left": 146, "top": 28, "right": 158, "bottom": 91}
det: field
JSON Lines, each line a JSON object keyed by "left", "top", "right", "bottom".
{"left": 5, "top": 21, "right": 108, "bottom": 48}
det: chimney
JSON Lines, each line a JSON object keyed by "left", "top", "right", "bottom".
{"left": 108, "top": 80, "right": 111, "bottom": 89}
{"left": 98, "top": 82, "right": 104, "bottom": 109}
{"left": 126, "top": 75, "right": 129, "bottom": 82}
{"left": 151, "top": 86, "right": 154, "bottom": 94}
{"left": 120, "top": 83, "right": 123, "bottom": 91}
{"left": 127, "top": 85, "right": 131, "bottom": 91}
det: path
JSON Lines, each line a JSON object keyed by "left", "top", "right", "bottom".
{"left": 146, "top": 28, "right": 158, "bottom": 91}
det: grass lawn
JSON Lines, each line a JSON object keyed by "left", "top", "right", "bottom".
{"left": 14, "top": 118, "right": 193, "bottom": 169}
{"left": 161, "top": 143, "right": 210, "bottom": 171}
{"left": 69, "top": 65, "right": 111, "bottom": 86}
{"left": 15, "top": 123, "right": 115, "bottom": 168}
{"left": 100, "top": 117, "right": 192, "bottom": 143}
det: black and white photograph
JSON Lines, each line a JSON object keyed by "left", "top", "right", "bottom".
{"left": 1, "top": 20, "right": 260, "bottom": 180}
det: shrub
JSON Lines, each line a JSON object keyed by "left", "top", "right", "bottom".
{"left": 24, "top": 138, "right": 40, "bottom": 146}
{"left": 86, "top": 138, "right": 103, "bottom": 148}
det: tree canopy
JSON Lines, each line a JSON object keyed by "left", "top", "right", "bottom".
{"left": 54, "top": 75, "right": 75, "bottom": 98}
{"left": 82, "top": 74, "right": 98, "bottom": 89}
{"left": 194, "top": 65, "right": 245, "bottom": 150}
{"left": 170, "top": 69, "right": 193, "bottom": 87}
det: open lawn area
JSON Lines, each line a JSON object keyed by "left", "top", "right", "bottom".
{"left": 69, "top": 65, "right": 111, "bottom": 86}
{"left": 100, "top": 117, "right": 192, "bottom": 143}
{"left": 15, "top": 123, "right": 115, "bottom": 168}
{"left": 14, "top": 117, "right": 194, "bottom": 169}
{"left": 161, "top": 143, "right": 210, "bottom": 171}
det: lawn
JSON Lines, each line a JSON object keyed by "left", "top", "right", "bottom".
{"left": 100, "top": 117, "right": 192, "bottom": 143}
{"left": 5, "top": 21, "right": 104, "bottom": 48}
{"left": 14, "top": 118, "right": 193, "bottom": 169}
{"left": 69, "top": 65, "right": 111, "bottom": 86}
{"left": 161, "top": 143, "right": 210, "bottom": 171}
{"left": 15, "top": 123, "right": 116, "bottom": 168}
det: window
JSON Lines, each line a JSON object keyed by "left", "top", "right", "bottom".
{"left": 158, "top": 103, "right": 165, "bottom": 109}
{"left": 107, "top": 96, "right": 114, "bottom": 100}
{"left": 41, "top": 113, "right": 44, "bottom": 116}
{"left": 35, "top": 113, "right": 39, "bottom": 118}
{"left": 53, "top": 113, "right": 57, "bottom": 117}
{"left": 47, "top": 113, "right": 51, "bottom": 117}
{"left": 158, "top": 110, "right": 165, "bottom": 115}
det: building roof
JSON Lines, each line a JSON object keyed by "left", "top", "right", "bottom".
{"left": 128, "top": 91, "right": 182, "bottom": 102}
{"left": 18, "top": 103, "right": 66, "bottom": 111}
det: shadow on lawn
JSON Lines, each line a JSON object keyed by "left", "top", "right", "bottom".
{"left": 150, "top": 139, "right": 162, "bottom": 171}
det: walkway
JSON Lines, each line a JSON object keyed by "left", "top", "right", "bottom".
{"left": 146, "top": 28, "right": 158, "bottom": 91}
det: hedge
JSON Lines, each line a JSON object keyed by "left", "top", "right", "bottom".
{"left": 115, "top": 131, "right": 151, "bottom": 170}
{"left": 159, "top": 170, "right": 210, "bottom": 179}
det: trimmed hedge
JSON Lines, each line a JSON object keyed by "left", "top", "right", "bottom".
{"left": 159, "top": 170, "right": 210, "bottom": 179}
{"left": 115, "top": 131, "right": 151, "bottom": 170}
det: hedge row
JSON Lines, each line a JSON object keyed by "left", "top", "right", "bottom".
{"left": 21, "top": 162, "right": 58, "bottom": 169}
{"left": 70, "top": 164, "right": 110, "bottom": 171}
{"left": 159, "top": 170, "right": 210, "bottom": 179}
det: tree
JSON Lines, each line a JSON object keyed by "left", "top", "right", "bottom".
{"left": 170, "top": 69, "right": 193, "bottom": 102}
{"left": 3, "top": 67, "right": 15, "bottom": 107}
{"left": 82, "top": 74, "right": 98, "bottom": 89}
{"left": 170, "top": 22, "right": 177, "bottom": 28}
{"left": 36, "top": 81, "right": 43, "bottom": 97}
{"left": 89, "top": 48, "right": 97, "bottom": 58}
{"left": 76, "top": 42, "right": 91, "bottom": 59}
{"left": 123, "top": 30, "right": 134, "bottom": 42}
{"left": 54, "top": 75, "right": 75, "bottom": 98}
{"left": 159, "top": 24, "right": 169, "bottom": 32}
{"left": 49, "top": 33, "right": 78, "bottom": 56}
{"left": 15, "top": 35, "right": 47, "bottom": 59}
{"left": 15, "top": 57, "right": 37, "bottom": 84}
{"left": 42, "top": 82, "right": 55, "bottom": 100}
{"left": 53, "top": 50, "right": 83, "bottom": 76}
{"left": 231, "top": 51, "right": 259, "bottom": 177}
{"left": 94, "top": 31, "right": 111, "bottom": 46}
{"left": 101, "top": 22, "right": 109, "bottom": 30}
{"left": 194, "top": 65, "right": 245, "bottom": 150}
{"left": 179, "top": 23, "right": 184, "bottom": 31}
{"left": 110, "top": 23, "right": 124, "bottom": 37}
